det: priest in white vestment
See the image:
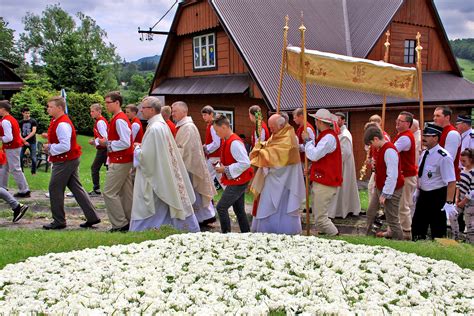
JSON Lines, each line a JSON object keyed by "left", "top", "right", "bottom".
{"left": 130, "top": 97, "right": 200, "bottom": 232}
{"left": 250, "top": 114, "right": 305, "bottom": 235}
{"left": 172, "top": 101, "right": 217, "bottom": 226}
{"left": 328, "top": 113, "right": 361, "bottom": 218}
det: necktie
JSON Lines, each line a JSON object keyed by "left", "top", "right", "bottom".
{"left": 418, "top": 150, "right": 429, "bottom": 178}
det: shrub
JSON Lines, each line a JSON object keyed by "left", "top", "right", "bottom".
{"left": 10, "top": 87, "right": 54, "bottom": 133}
{"left": 66, "top": 92, "right": 106, "bottom": 136}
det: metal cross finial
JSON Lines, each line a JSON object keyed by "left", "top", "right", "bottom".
{"left": 416, "top": 32, "right": 423, "bottom": 52}
{"left": 299, "top": 11, "right": 306, "bottom": 31}
{"left": 384, "top": 30, "right": 391, "bottom": 49}
{"left": 284, "top": 15, "right": 289, "bottom": 31}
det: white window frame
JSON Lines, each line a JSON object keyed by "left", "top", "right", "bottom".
{"left": 193, "top": 33, "right": 216, "bottom": 69}
{"left": 215, "top": 109, "right": 234, "bottom": 131}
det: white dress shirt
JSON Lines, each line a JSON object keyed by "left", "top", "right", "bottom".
{"left": 110, "top": 119, "right": 131, "bottom": 152}
{"left": 205, "top": 125, "right": 221, "bottom": 154}
{"left": 131, "top": 121, "right": 141, "bottom": 142}
{"left": 443, "top": 130, "right": 461, "bottom": 160}
{"left": 227, "top": 140, "right": 251, "bottom": 179}
{"left": 94, "top": 120, "right": 108, "bottom": 146}
{"left": 299, "top": 126, "right": 315, "bottom": 152}
{"left": 304, "top": 132, "right": 336, "bottom": 162}
{"left": 394, "top": 135, "right": 411, "bottom": 152}
{"left": 383, "top": 148, "right": 399, "bottom": 196}
{"left": 49, "top": 122, "right": 72, "bottom": 156}
{"left": 460, "top": 128, "right": 474, "bottom": 153}
{"left": 1, "top": 120, "right": 13, "bottom": 143}
{"left": 253, "top": 128, "right": 266, "bottom": 144}
{"left": 418, "top": 144, "right": 456, "bottom": 191}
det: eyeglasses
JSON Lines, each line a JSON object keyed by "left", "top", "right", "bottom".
{"left": 105, "top": 100, "right": 116, "bottom": 104}
{"left": 395, "top": 119, "right": 409, "bottom": 123}
{"left": 141, "top": 106, "right": 152, "bottom": 109}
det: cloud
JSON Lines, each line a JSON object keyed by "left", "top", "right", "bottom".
{"left": 2, "top": 0, "right": 473, "bottom": 61}
{"left": 434, "top": 0, "right": 474, "bottom": 39}
{"left": 2, "top": 0, "right": 177, "bottom": 61}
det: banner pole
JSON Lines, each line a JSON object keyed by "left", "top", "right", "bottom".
{"left": 276, "top": 16, "right": 289, "bottom": 114}
{"left": 416, "top": 32, "right": 424, "bottom": 129}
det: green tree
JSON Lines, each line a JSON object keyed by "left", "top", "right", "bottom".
{"left": 20, "top": 4, "right": 120, "bottom": 93}
{"left": 0, "top": 18, "right": 24, "bottom": 67}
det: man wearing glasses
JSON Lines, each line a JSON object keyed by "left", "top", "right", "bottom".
{"left": 98, "top": 91, "right": 133, "bottom": 232}
{"left": 392, "top": 111, "right": 418, "bottom": 240}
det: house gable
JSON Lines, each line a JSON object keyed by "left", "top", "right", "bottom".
{"left": 367, "top": 0, "right": 460, "bottom": 74}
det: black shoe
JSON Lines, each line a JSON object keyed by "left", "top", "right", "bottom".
{"left": 13, "top": 191, "right": 31, "bottom": 198}
{"left": 109, "top": 224, "right": 129, "bottom": 232}
{"left": 201, "top": 216, "right": 217, "bottom": 226}
{"left": 79, "top": 219, "right": 101, "bottom": 228}
{"left": 43, "top": 222, "right": 66, "bottom": 230}
{"left": 12, "top": 204, "right": 28, "bottom": 223}
{"left": 88, "top": 190, "right": 101, "bottom": 197}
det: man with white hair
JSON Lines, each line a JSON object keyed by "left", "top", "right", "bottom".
{"left": 250, "top": 114, "right": 305, "bottom": 234}
{"left": 130, "top": 97, "right": 199, "bottom": 232}
{"left": 172, "top": 101, "right": 218, "bottom": 227}
{"left": 411, "top": 118, "right": 422, "bottom": 162}
{"left": 302, "top": 109, "right": 342, "bottom": 236}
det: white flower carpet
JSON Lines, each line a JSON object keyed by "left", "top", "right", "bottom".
{"left": 0, "top": 233, "right": 472, "bottom": 314}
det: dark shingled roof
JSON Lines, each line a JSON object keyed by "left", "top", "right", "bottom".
{"left": 151, "top": 74, "right": 249, "bottom": 95}
{"left": 210, "top": 0, "right": 474, "bottom": 110}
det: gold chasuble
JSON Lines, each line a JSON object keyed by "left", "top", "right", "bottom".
{"left": 249, "top": 124, "right": 300, "bottom": 200}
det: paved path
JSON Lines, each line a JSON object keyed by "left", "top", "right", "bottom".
{"left": 0, "top": 191, "right": 368, "bottom": 235}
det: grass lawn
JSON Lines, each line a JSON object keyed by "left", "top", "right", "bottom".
{"left": 12, "top": 134, "right": 107, "bottom": 192}
{"left": 0, "top": 227, "right": 472, "bottom": 270}
{"left": 458, "top": 58, "right": 474, "bottom": 82}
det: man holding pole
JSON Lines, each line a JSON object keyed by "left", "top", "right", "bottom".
{"left": 302, "top": 109, "right": 342, "bottom": 236}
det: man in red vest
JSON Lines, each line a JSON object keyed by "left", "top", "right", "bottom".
{"left": 98, "top": 91, "right": 133, "bottom": 232}
{"left": 213, "top": 115, "right": 253, "bottom": 233}
{"left": 161, "top": 105, "right": 177, "bottom": 137}
{"left": 293, "top": 107, "right": 316, "bottom": 165}
{"left": 88, "top": 103, "right": 108, "bottom": 196}
{"left": 201, "top": 105, "right": 223, "bottom": 188}
{"left": 393, "top": 111, "right": 418, "bottom": 240}
{"left": 0, "top": 101, "right": 30, "bottom": 198}
{"left": 42, "top": 96, "right": 100, "bottom": 230}
{"left": 363, "top": 126, "right": 404, "bottom": 240}
{"left": 249, "top": 105, "right": 270, "bottom": 148}
{"left": 433, "top": 106, "right": 461, "bottom": 180}
{"left": 125, "top": 104, "right": 144, "bottom": 144}
{"left": 302, "top": 109, "right": 342, "bottom": 236}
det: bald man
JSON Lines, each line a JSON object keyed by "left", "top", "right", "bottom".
{"left": 250, "top": 114, "right": 305, "bottom": 234}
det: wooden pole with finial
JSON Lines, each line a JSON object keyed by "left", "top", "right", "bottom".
{"left": 381, "top": 30, "right": 390, "bottom": 131}
{"left": 276, "top": 15, "right": 289, "bottom": 114}
{"left": 415, "top": 32, "right": 424, "bottom": 129}
{"left": 299, "top": 12, "right": 312, "bottom": 236}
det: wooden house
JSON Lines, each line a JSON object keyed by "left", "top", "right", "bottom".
{"left": 0, "top": 59, "right": 23, "bottom": 100}
{"left": 150, "top": 0, "right": 474, "bottom": 171}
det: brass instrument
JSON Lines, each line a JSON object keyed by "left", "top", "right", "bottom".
{"left": 359, "top": 147, "right": 370, "bottom": 181}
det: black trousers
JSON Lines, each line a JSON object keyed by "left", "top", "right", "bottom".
{"left": 412, "top": 186, "right": 447, "bottom": 240}
{"left": 91, "top": 148, "right": 107, "bottom": 191}
{"left": 216, "top": 183, "right": 250, "bottom": 233}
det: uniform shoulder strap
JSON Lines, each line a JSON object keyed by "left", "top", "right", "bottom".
{"left": 437, "top": 149, "right": 447, "bottom": 157}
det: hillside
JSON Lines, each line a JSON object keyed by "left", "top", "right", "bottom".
{"left": 458, "top": 58, "right": 474, "bottom": 82}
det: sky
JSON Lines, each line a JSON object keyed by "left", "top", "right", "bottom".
{"left": 1, "top": 0, "right": 473, "bottom": 62}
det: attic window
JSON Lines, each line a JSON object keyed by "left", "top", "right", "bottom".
{"left": 404, "top": 40, "right": 416, "bottom": 64}
{"left": 193, "top": 33, "right": 216, "bottom": 70}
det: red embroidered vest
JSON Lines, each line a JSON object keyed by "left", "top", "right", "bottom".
{"left": 375, "top": 142, "right": 404, "bottom": 191}
{"left": 393, "top": 130, "right": 417, "bottom": 177}
{"left": 220, "top": 133, "right": 254, "bottom": 186}
{"left": 309, "top": 129, "right": 343, "bottom": 187}
{"left": 296, "top": 122, "right": 316, "bottom": 162}
{"left": 108, "top": 112, "right": 133, "bottom": 164}
{"left": 166, "top": 119, "right": 177, "bottom": 138}
{"left": 205, "top": 123, "right": 222, "bottom": 158}
{"left": 0, "top": 115, "right": 23, "bottom": 149}
{"left": 93, "top": 116, "right": 108, "bottom": 149}
{"left": 47, "top": 114, "right": 82, "bottom": 162}
{"left": 440, "top": 124, "right": 461, "bottom": 181}
{"left": 132, "top": 117, "right": 144, "bottom": 143}
{"left": 251, "top": 121, "right": 270, "bottom": 147}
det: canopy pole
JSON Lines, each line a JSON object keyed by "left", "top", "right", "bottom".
{"left": 276, "top": 16, "right": 289, "bottom": 114}
{"left": 299, "top": 13, "right": 312, "bottom": 236}
{"left": 381, "top": 30, "right": 390, "bottom": 130}
{"left": 415, "top": 32, "right": 424, "bottom": 129}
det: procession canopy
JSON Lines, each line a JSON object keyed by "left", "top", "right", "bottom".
{"left": 286, "top": 46, "right": 419, "bottom": 99}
